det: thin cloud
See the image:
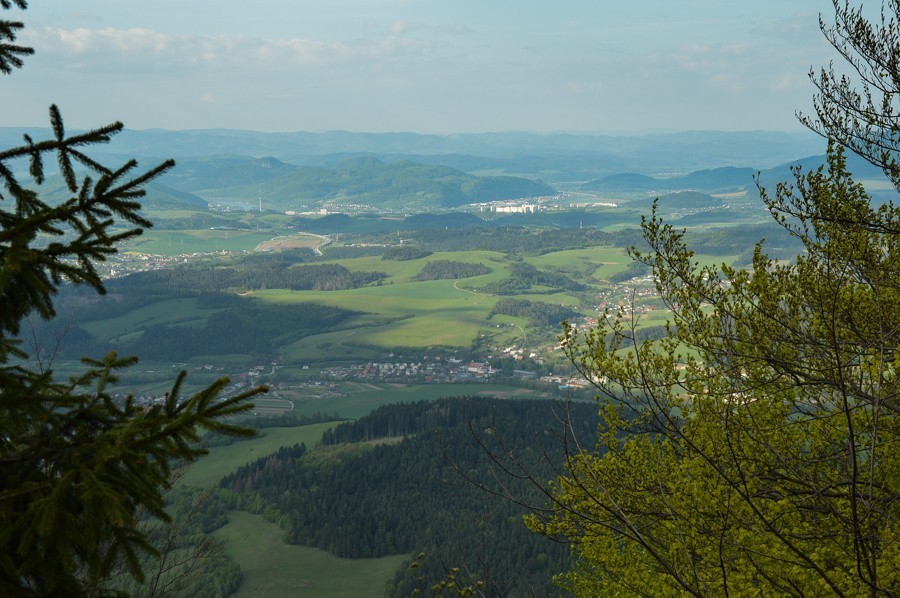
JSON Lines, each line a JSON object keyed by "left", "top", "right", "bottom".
{"left": 389, "top": 20, "right": 472, "bottom": 36}
{"left": 678, "top": 43, "right": 752, "bottom": 56}
{"left": 390, "top": 20, "right": 419, "bottom": 34}
{"left": 770, "top": 72, "right": 806, "bottom": 92}
{"left": 25, "top": 26, "right": 431, "bottom": 72}
{"left": 754, "top": 12, "right": 819, "bottom": 39}
{"left": 672, "top": 43, "right": 753, "bottom": 71}
{"left": 710, "top": 73, "right": 746, "bottom": 94}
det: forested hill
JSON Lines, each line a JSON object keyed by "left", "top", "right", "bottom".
{"left": 220, "top": 396, "right": 602, "bottom": 596}
{"left": 25, "top": 175, "right": 208, "bottom": 210}
{"left": 35, "top": 250, "right": 377, "bottom": 362}
{"left": 158, "top": 155, "right": 556, "bottom": 211}
{"left": 582, "top": 150, "right": 886, "bottom": 194}
{"left": 108, "top": 258, "right": 386, "bottom": 293}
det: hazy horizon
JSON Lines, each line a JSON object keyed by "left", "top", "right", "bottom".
{"left": 0, "top": 124, "right": 825, "bottom": 138}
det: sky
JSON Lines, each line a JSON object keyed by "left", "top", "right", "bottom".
{"left": 0, "top": 1, "right": 835, "bottom": 134}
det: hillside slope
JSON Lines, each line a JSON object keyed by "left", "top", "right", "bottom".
{"left": 159, "top": 155, "right": 556, "bottom": 211}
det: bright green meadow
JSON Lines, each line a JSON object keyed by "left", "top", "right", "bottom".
{"left": 216, "top": 510, "right": 408, "bottom": 598}
{"left": 181, "top": 422, "right": 339, "bottom": 488}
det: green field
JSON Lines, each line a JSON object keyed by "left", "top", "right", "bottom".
{"left": 525, "top": 246, "right": 633, "bottom": 280}
{"left": 69, "top": 220, "right": 745, "bottom": 370}
{"left": 253, "top": 280, "right": 501, "bottom": 349}
{"left": 327, "top": 250, "right": 509, "bottom": 285}
{"left": 125, "top": 229, "right": 277, "bottom": 255}
{"left": 180, "top": 422, "right": 339, "bottom": 488}
{"left": 245, "top": 248, "right": 601, "bottom": 352}
{"left": 216, "top": 510, "right": 408, "bottom": 598}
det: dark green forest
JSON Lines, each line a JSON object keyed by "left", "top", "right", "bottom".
{"left": 381, "top": 245, "right": 433, "bottom": 261}
{"left": 490, "top": 298, "right": 580, "bottom": 328}
{"left": 110, "top": 260, "right": 386, "bottom": 293}
{"left": 130, "top": 302, "right": 356, "bottom": 361}
{"left": 219, "top": 397, "right": 601, "bottom": 596}
{"left": 411, "top": 260, "right": 491, "bottom": 281}
{"left": 316, "top": 217, "right": 800, "bottom": 258}
{"left": 475, "top": 262, "right": 586, "bottom": 295}
{"left": 30, "top": 290, "right": 359, "bottom": 362}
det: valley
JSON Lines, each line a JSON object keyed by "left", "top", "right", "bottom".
{"left": 6, "top": 0, "right": 900, "bottom": 594}
{"left": 15, "top": 130, "right": 855, "bottom": 596}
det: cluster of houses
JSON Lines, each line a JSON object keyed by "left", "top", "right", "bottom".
{"left": 501, "top": 344, "right": 544, "bottom": 363}
{"left": 348, "top": 358, "right": 497, "bottom": 383}
{"left": 97, "top": 252, "right": 190, "bottom": 279}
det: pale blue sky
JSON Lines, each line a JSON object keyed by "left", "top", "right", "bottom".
{"left": 1, "top": 1, "right": 832, "bottom": 133}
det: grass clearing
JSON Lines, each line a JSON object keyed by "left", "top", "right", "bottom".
{"left": 523, "top": 246, "right": 636, "bottom": 282}
{"left": 280, "top": 328, "right": 387, "bottom": 362}
{"left": 180, "top": 422, "right": 339, "bottom": 488}
{"left": 327, "top": 250, "right": 509, "bottom": 285}
{"left": 255, "top": 233, "right": 323, "bottom": 251}
{"left": 290, "top": 382, "right": 549, "bottom": 420}
{"left": 216, "top": 510, "right": 408, "bottom": 598}
{"left": 125, "top": 229, "right": 276, "bottom": 255}
{"left": 253, "top": 281, "right": 500, "bottom": 348}
{"left": 527, "top": 246, "right": 630, "bottom": 271}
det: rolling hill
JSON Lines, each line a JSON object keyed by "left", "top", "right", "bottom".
{"left": 583, "top": 150, "right": 888, "bottom": 195}
{"left": 159, "top": 155, "right": 556, "bottom": 211}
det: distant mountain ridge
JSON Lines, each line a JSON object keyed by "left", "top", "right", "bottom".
{"left": 7, "top": 127, "right": 889, "bottom": 213}
{"left": 0, "top": 128, "right": 825, "bottom": 178}
{"left": 160, "top": 155, "right": 555, "bottom": 211}
{"left": 584, "top": 151, "right": 887, "bottom": 194}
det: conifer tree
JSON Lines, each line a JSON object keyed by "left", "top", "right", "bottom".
{"left": 0, "top": 3, "right": 264, "bottom": 594}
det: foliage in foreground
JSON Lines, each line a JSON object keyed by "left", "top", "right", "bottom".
{"left": 0, "top": 4, "right": 264, "bottom": 593}
{"left": 528, "top": 1, "right": 900, "bottom": 593}
{"left": 530, "top": 147, "right": 900, "bottom": 595}
{"left": 104, "top": 486, "right": 242, "bottom": 598}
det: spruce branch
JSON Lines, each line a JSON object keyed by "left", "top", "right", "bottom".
{"left": 0, "top": 1, "right": 31, "bottom": 74}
